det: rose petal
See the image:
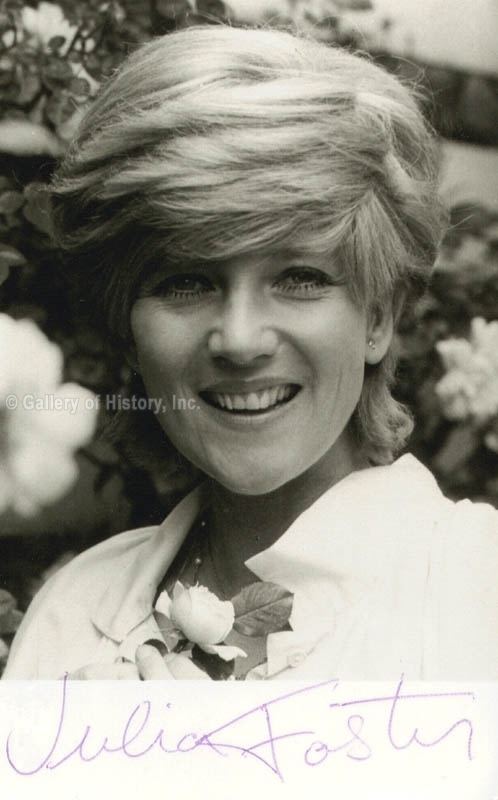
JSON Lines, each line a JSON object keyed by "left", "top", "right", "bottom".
{"left": 172, "top": 581, "right": 187, "bottom": 602}
{"left": 9, "top": 442, "right": 77, "bottom": 512}
{"left": 155, "top": 590, "right": 172, "bottom": 618}
{"left": 200, "top": 644, "right": 247, "bottom": 661}
{"left": 32, "top": 383, "right": 97, "bottom": 447}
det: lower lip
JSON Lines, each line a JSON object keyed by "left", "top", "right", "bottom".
{"left": 198, "top": 389, "right": 302, "bottom": 429}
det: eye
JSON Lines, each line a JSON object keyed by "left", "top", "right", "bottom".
{"left": 274, "top": 267, "right": 337, "bottom": 296}
{"left": 148, "top": 273, "right": 216, "bottom": 301}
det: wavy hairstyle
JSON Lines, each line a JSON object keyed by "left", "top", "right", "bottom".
{"left": 50, "top": 24, "right": 447, "bottom": 467}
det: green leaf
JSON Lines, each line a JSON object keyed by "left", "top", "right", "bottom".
{"left": 42, "top": 59, "right": 73, "bottom": 83}
{"left": 0, "top": 590, "right": 16, "bottom": 617}
{"left": 0, "top": 608, "right": 23, "bottom": 636}
{"left": 48, "top": 35, "right": 67, "bottom": 51}
{"left": 68, "top": 76, "right": 91, "bottom": 97}
{"left": 0, "top": 591, "right": 23, "bottom": 635}
{"left": 232, "top": 581, "right": 293, "bottom": 637}
{"left": 23, "top": 183, "right": 53, "bottom": 235}
{"left": 156, "top": 0, "right": 191, "bottom": 20}
{"left": 0, "top": 243, "right": 26, "bottom": 267}
{"left": 196, "top": 0, "right": 226, "bottom": 19}
{"left": 0, "top": 261, "right": 9, "bottom": 286}
{"left": 433, "top": 424, "right": 481, "bottom": 476}
{"left": 0, "top": 191, "right": 23, "bottom": 215}
{"left": 17, "top": 73, "right": 41, "bottom": 105}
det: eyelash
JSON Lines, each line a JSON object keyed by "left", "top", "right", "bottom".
{"left": 152, "top": 275, "right": 212, "bottom": 300}
{"left": 275, "top": 268, "right": 335, "bottom": 295}
{"left": 150, "top": 267, "right": 335, "bottom": 302}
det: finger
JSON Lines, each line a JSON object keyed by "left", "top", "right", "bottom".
{"left": 136, "top": 643, "right": 175, "bottom": 680}
{"left": 114, "top": 661, "right": 141, "bottom": 680}
{"left": 68, "top": 661, "right": 140, "bottom": 680}
{"left": 166, "top": 653, "right": 211, "bottom": 680}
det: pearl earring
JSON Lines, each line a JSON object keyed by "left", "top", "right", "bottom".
{"left": 368, "top": 339, "right": 376, "bottom": 349}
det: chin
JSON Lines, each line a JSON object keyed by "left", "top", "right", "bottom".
{"left": 208, "top": 462, "right": 301, "bottom": 497}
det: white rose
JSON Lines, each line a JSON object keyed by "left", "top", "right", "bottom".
{"left": 436, "top": 319, "right": 498, "bottom": 426}
{"left": 0, "top": 314, "right": 97, "bottom": 516}
{"left": 22, "top": 2, "right": 77, "bottom": 51}
{"left": 435, "top": 370, "right": 474, "bottom": 421}
{"left": 155, "top": 582, "right": 246, "bottom": 662}
{"left": 170, "top": 582, "right": 234, "bottom": 645}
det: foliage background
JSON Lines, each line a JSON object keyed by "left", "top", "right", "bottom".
{"left": 0, "top": 0, "right": 497, "bottom": 665}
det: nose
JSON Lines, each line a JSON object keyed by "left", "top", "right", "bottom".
{"left": 207, "top": 291, "right": 279, "bottom": 365}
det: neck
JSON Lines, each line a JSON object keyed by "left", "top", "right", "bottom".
{"left": 205, "top": 430, "right": 369, "bottom": 594}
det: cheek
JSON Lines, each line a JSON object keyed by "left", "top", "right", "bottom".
{"left": 297, "top": 304, "right": 367, "bottom": 380}
{"left": 130, "top": 304, "right": 196, "bottom": 392}
{"left": 300, "top": 306, "right": 367, "bottom": 425}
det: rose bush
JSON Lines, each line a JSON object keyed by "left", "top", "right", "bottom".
{"left": 0, "top": 313, "right": 97, "bottom": 516}
{"left": 396, "top": 203, "right": 498, "bottom": 505}
{"left": 436, "top": 318, "right": 498, "bottom": 425}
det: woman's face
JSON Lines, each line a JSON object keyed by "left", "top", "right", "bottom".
{"left": 130, "top": 250, "right": 376, "bottom": 495}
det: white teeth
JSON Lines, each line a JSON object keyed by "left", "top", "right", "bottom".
{"left": 207, "top": 384, "right": 297, "bottom": 411}
{"left": 267, "top": 387, "right": 279, "bottom": 406}
{"left": 259, "top": 390, "right": 270, "bottom": 409}
{"left": 277, "top": 385, "right": 291, "bottom": 402}
{"left": 246, "top": 393, "right": 260, "bottom": 410}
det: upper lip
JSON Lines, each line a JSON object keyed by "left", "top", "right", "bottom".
{"left": 199, "top": 378, "right": 301, "bottom": 394}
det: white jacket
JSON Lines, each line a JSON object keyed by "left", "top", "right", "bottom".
{"left": 4, "top": 454, "right": 498, "bottom": 680}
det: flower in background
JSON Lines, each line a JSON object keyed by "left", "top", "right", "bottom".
{"left": 435, "top": 317, "right": 498, "bottom": 425}
{"left": 0, "top": 314, "right": 97, "bottom": 517}
{"left": 21, "top": 2, "right": 77, "bottom": 52}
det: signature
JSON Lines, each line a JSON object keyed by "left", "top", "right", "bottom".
{"left": 5, "top": 676, "right": 475, "bottom": 782}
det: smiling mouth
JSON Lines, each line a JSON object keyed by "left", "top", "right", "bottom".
{"left": 199, "top": 383, "right": 301, "bottom": 414}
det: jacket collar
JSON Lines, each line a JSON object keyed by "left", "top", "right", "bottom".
{"left": 91, "top": 454, "right": 443, "bottom": 668}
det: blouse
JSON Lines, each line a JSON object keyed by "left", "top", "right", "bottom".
{"left": 3, "top": 453, "right": 498, "bottom": 680}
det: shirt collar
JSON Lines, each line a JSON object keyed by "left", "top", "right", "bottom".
{"left": 91, "top": 483, "right": 207, "bottom": 642}
{"left": 91, "top": 454, "right": 442, "bottom": 668}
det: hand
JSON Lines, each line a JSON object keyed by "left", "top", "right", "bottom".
{"left": 135, "top": 643, "right": 211, "bottom": 680}
{"left": 67, "top": 661, "right": 141, "bottom": 680}
{"left": 66, "top": 644, "right": 211, "bottom": 680}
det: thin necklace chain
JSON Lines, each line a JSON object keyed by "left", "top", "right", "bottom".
{"left": 165, "top": 510, "right": 262, "bottom": 601}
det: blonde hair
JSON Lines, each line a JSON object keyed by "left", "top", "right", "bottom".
{"left": 50, "top": 24, "right": 447, "bottom": 466}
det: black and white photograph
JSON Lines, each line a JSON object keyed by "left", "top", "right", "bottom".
{"left": 0, "top": 0, "right": 497, "bottom": 796}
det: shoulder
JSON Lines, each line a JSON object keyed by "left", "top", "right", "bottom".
{"left": 429, "top": 495, "right": 498, "bottom": 678}
{"left": 4, "top": 485, "right": 204, "bottom": 679}
{"left": 2, "top": 525, "right": 158, "bottom": 679}
{"left": 50, "top": 524, "right": 159, "bottom": 587}
{"left": 366, "top": 457, "right": 498, "bottom": 677}
{"left": 436, "top": 495, "right": 498, "bottom": 585}
{"left": 31, "top": 524, "right": 160, "bottom": 611}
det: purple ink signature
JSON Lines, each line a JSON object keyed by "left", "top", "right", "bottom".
{"left": 5, "top": 676, "right": 475, "bottom": 782}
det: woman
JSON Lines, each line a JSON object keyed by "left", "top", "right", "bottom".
{"left": 4, "top": 25, "right": 497, "bottom": 680}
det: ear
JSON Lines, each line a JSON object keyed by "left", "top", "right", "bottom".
{"left": 365, "top": 304, "right": 394, "bottom": 365}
